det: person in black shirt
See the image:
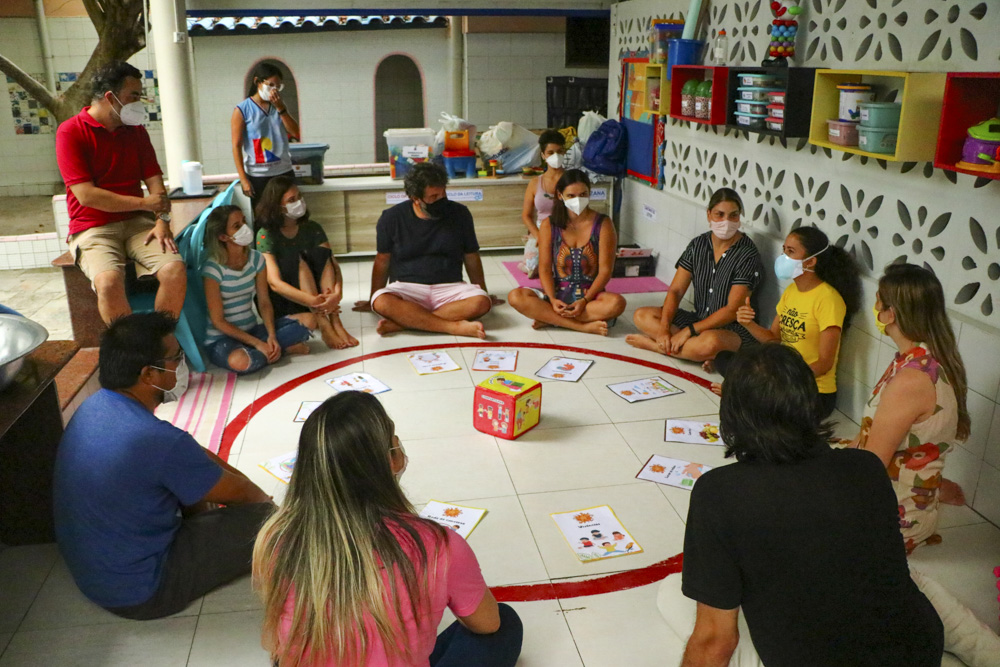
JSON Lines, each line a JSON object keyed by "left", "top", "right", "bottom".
{"left": 627, "top": 188, "right": 762, "bottom": 363}
{"left": 673, "top": 343, "right": 942, "bottom": 667}
{"left": 354, "top": 163, "right": 500, "bottom": 338}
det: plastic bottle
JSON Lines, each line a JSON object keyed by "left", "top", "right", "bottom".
{"left": 695, "top": 79, "right": 713, "bottom": 120}
{"left": 681, "top": 79, "right": 699, "bottom": 117}
{"left": 713, "top": 29, "right": 728, "bottom": 66}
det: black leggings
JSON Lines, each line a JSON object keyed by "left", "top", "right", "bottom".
{"left": 714, "top": 350, "right": 838, "bottom": 418}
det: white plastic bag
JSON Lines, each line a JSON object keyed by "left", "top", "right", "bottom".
{"left": 435, "top": 112, "right": 476, "bottom": 156}
{"left": 578, "top": 111, "right": 607, "bottom": 145}
{"left": 477, "top": 122, "right": 540, "bottom": 173}
{"left": 521, "top": 236, "right": 539, "bottom": 276}
{"left": 563, "top": 142, "right": 584, "bottom": 170}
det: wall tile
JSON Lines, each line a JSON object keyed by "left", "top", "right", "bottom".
{"left": 972, "top": 463, "right": 1000, "bottom": 526}
{"left": 944, "top": 437, "right": 982, "bottom": 503}
{"left": 957, "top": 321, "right": 1000, "bottom": 402}
{"left": 985, "top": 406, "right": 1000, "bottom": 470}
{"left": 962, "top": 390, "right": 997, "bottom": 461}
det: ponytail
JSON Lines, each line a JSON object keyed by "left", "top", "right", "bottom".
{"left": 792, "top": 226, "right": 861, "bottom": 329}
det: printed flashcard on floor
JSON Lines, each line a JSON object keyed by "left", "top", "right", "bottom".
{"left": 260, "top": 451, "right": 297, "bottom": 484}
{"left": 472, "top": 350, "right": 518, "bottom": 372}
{"left": 535, "top": 356, "right": 593, "bottom": 382}
{"left": 419, "top": 500, "right": 487, "bottom": 539}
{"left": 293, "top": 401, "right": 323, "bottom": 422}
{"left": 636, "top": 454, "right": 712, "bottom": 490}
{"left": 407, "top": 351, "right": 461, "bottom": 375}
{"left": 664, "top": 419, "right": 725, "bottom": 446}
{"left": 325, "top": 373, "right": 391, "bottom": 395}
{"left": 607, "top": 377, "right": 684, "bottom": 403}
{"left": 551, "top": 505, "right": 643, "bottom": 563}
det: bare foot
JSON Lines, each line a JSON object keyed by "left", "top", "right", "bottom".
{"left": 452, "top": 320, "right": 486, "bottom": 339}
{"left": 702, "top": 359, "right": 715, "bottom": 374}
{"left": 532, "top": 319, "right": 549, "bottom": 330}
{"left": 321, "top": 326, "right": 348, "bottom": 350}
{"left": 710, "top": 381, "right": 722, "bottom": 397}
{"left": 333, "top": 319, "right": 359, "bottom": 347}
{"left": 581, "top": 320, "right": 609, "bottom": 336}
{"left": 939, "top": 478, "right": 965, "bottom": 506}
{"left": 286, "top": 342, "right": 311, "bottom": 356}
{"left": 376, "top": 318, "right": 404, "bottom": 336}
{"left": 626, "top": 334, "right": 663, "bottom": 353}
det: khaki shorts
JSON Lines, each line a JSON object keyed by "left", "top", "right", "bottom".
{"left": 68, "top": 215, "right": 183, "bottom": 283}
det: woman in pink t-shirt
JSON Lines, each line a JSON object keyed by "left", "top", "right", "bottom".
{"left": 253, "top": 392, "right": 522, "bottom": 666}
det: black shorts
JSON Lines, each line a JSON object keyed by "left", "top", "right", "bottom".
{"left": 672, "top": 308, "right": 757, "bottom": 347}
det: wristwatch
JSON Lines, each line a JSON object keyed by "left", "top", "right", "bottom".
{"left": 157, "top": 212, "right": 171, "bottom": 223}
{"left": 688, "top": 323, "right": 698, "bottom": 337}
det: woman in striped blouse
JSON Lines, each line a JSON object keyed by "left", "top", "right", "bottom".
{"left": 202, "top": 205, "right": 311, "bottom": 374}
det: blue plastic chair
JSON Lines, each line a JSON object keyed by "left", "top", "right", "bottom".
{"left": 127, "top": 181, "right": 241, "bottom": 373}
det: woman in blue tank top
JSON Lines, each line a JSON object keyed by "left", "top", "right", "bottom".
{"left": 231, "top": 62, "right": 300, "bottom": 216}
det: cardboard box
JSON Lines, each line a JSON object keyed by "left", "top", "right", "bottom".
{"left": 474, "top": 373, "right": 542, "bottom": 440}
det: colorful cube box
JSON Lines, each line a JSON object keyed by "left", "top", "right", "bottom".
{"left": 473, "top": 373, "right": 542, "bottom": 440}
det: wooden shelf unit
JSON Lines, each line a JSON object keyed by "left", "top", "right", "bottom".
{"left": 808, "top": 69, "right": 946, "bottom": 161}
{"left": 669, "top": 65, "right": 729, "bottom": 125}
{"left": 725, "top": 67, "right": 816, "bottom": 139}
{"left": 933, "top": 72, "right": 1000, "bottom": 180}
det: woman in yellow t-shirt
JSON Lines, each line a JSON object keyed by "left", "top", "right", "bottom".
{"left": 727, "top": 227, "right": 860, "bottom": 417}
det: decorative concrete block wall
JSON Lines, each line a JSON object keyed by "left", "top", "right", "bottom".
{"left": 610, "top": 0, "right": 1000, "bottom": 524}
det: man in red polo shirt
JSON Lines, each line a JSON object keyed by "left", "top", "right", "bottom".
{"left": 56, "top": 61, "right": 186, "bottom": 323}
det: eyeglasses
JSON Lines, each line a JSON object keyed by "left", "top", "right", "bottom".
{"left": 263, "top": 82, "right": 285, "bottom": 92}
{"left": 159, "top": 350, "right": 186, "bottom": 366}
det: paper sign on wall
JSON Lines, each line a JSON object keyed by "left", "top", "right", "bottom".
{"left": 385, "top": 189, "right": 484, "bottom": 205}
{"left": 642, "top": 204, "right": 657, "bottom": 221}
{"left": 591, "top": 187, "right": 608, "bottom": 201}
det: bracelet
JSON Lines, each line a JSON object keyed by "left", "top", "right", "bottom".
{"left": 582, "top": 295, "right": 590, "bottom": 303}
{"left": 278, "top": 109, "right": 288, "bottom": 116}
{"left": 688, "top": 323, "right": 698, "bottom": 337}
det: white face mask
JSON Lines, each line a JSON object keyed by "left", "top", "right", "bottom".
{"left": 258, "top": 83, "right": 273, "bottom": 102}
{"left": 112, "top": 93, "right": 147, "bottom": 126}
{"left": 391, "top": 442, "right": 408, "bottom": 480}
{"left": 563, "top": 196, "right": 590, "bottom": 215}
{"left": 545, "top": 153, "right": 565, "bottom": 169}
{"left": 710, "top": 218, "right": 741, "bottom": 240}
{"left": 151, "top": 357, "right": 189, "bottom": 404}
{"left": 230, "top": 224, "right": 254, "bottom": 247}
{"left": 284, "top": 199, "right": 306, "bottom": 219}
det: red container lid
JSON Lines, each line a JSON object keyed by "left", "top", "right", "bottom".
{"left": 765, "top": 116, "right": 784, "bottom": 124}
{"left": 443, "top": 149, "right": 476, "bottom": 157}
{"left": 766, "top": 104, "right": 785, "bottom": 111}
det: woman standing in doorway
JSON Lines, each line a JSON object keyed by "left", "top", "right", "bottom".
{"left": 518, "top": 130, "right": 567, "bottom": 278}
{"left": 231, "top": 62, "right": 299, "bottom": 216}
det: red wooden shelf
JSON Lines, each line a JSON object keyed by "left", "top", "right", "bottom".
{"left": 669, "top": 65, "right": 729, "bottom": 126}
{"left": 933, "top": 72, "right": 1000, "bottom": 180}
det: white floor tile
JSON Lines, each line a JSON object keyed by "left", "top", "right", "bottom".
{"left": 359, "top": 327, "right": 460, "bottom": 355}
{"left": 531, "top": 380, "right": 611, "bottom": 431}
{"left": 498, "top": 424, "right": 643, "bottom": 495}
{"left": 363, "top": 347, "right": 475, "bottom": 392}
{"left": 560, "top": 580, "right": 684, "bottom": 667}
{"left": 0, "top": 544, "right": 58, "bottom": 633}
{"left": 435, "top": 494, "right": 549, "bottom": 587}
{"left": 187, "top": 610, "right": 271, "bottom": 666}
{"left": 400, "top": 433, "right": 516, "bottom": 506}
{"left": 935, "top": 503, "right": 987, "bottom": 531}
{"left": 0, "top": 633, "right": 10, "bottom": 656}
{"left": 18, "top": 557, "right": 201, "bottom": 631}
{"left": 518, "top": 484, "right": 686, "bottom": 580}
{"left": 378, "top": 387, "right": 480, "bottom": 441}
{"left": 200, "top": 574, "right": 261, "bottom": 615}
{"left": 972, "top": 463, "right": 1000, "bottom": 528}
{"left": 583, "top": 373, "right": 719, "bottom": 425}
{"left": 908, "top": 522, "right": 1000, "bottom": 634}
{"left": 0, "top": 616, "right": 198, "bottom": 667}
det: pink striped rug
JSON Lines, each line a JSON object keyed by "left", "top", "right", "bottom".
{"left": 154, "top": 370, "right": 237, "bottom": 454}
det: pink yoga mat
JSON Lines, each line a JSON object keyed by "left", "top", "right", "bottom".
{"left": 502, "top": 261, "right": 668, "bottom": 293}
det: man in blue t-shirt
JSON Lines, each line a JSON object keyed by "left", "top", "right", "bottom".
{"left": 353, "top": 162, "right": 501, "bottom": 339}
{"left": 53, "top": 312, "right": 274, "bottom": 620}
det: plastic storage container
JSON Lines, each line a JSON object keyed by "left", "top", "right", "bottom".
{"left": 695, "top": 80, "right": 713, "bottom": 120}
{"left": 859, "top": 102, "right": 901, "bottom": 128}
{"left": 289, "top": 143, "right": 330, "bottom": 185}
{"left": 837, "top": 84, "right": 876, "bottom": 122}
{"left": 736, "top": 100, "right": 768, "bottom": 115}
{"left": 734, "top": 111, "right": 768, "bottom": 130}
{"left": 827, "top": 119, "right": 859, "bottom": 146}
{"left": 738, "top": 72, "right": 780, "bottom": 88}
{"left": 737, "top": 86, "right": 783, "bottom": 102}
{"left": 384, "top": 128, "right": 436, "bottom": 180}
{"left": 666, "top": 39, "right": 705, "bottom": 79}
{"left": 858, "top": 125, "right": 898, "bottom": 154}
{"left": 181, "top": 161, "right": 203, "bottom": 195}
{"left": 766, "top": 117, "right": 784, "bottom": 132}
{"left": 767, "top": 91, "right": 786, "bottom": 105}
{"left": 650, "top": 22, "right": 684, "bottom": 64}
{"left": 766, "top": 104, "right": 785, "bottom": 119}
{"left": 680, "top": 79, "right": 699, "bottom": 117}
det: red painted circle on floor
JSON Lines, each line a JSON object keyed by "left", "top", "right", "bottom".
{"left": 220, "top": 342, "right": 711, "bottom": 600}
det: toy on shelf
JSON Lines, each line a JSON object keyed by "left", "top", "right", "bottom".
{"left": 442, "top": 150, "right": 477, "bottom": 179}
{"left": 763, "top": 1, "right": 803, "bottom": 67}
{"left": 956, "top": 118, "right": 1000, "bottom": 175}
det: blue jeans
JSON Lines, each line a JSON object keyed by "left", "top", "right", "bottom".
{"left": 429, "top": 603, "right": 522, "bottom": 667}
{"left": 205, "top": 317, "right": 311, "bottom": 375}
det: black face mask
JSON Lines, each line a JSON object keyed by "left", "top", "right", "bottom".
{"left": 419, "top": 197, "right": 449, "bottom": 219}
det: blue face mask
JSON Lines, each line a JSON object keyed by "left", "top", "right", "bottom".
{"left": 774, "top": 245, "right": 828, "bottom": 281}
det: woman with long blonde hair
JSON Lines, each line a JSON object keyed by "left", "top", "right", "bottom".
{"left": 253, "top": 391, "right": 522, "bottom": 666}
{"left": 851, "top": 263, "right": 969, "bottom": 552}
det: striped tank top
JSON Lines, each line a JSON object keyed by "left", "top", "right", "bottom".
{"left": 202, "top": 249, "right": 265, "bottom": 344}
